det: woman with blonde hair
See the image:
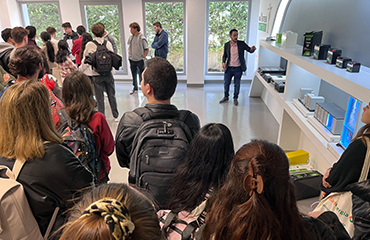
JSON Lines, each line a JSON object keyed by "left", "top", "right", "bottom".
{"left": 59, "top": 183, "right": 162, "bottom": 240}
{"left": 0, "top": 81, "right": 93, "bottom": 238}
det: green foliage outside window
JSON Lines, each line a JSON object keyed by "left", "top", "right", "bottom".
{"left": 84, "top": 4, "right": 122, "bottom": 55}
{"left": 145, "top": 2, "right": 184, "bottom": 72}
{"left": 22, "top": 3, "right": 62, "bottom": 46}
{"left": 208, "top": 1, "right": 249, "bottom": 72}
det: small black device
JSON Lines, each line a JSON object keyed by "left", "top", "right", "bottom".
{"left": 258, "top": 67, "right": 285, "bottom": 75}
{"left": 313, "top": 44, "right": 331, "bottom": 60}
{"left": 327, "top": 48, "right": 342, "bottom": 64}
{"left": 291, "top": 170, "right": 322, "bottom": 200}
{"left": 336, "top": 57, "right": 352, "bottom": 68}
{"left": 261, "top": 73, "right": 272, "bottom": 83}
{"left": 347, "top": 62, "right": 361, "bottom": 73}
{"left": 302, "top": 31, "right": 323, "bottom": 56}
{"left": 274, "top": 81, "right": 285, "bottom": 93}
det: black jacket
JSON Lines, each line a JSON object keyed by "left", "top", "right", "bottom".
{"left": 115, "top": 104, "right": 200, "bottom": 168}
{"left": 222, "top": 40, "right": 255, "bottom": 72}
{"left": 0, "top": 142, "right": 93, "bottom": 237}
{"left": 63, "top": 30, "right": 79, "bottom": 42}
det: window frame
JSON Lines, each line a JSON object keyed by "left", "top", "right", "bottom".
{"left": 79, "top": 0, "right": 128, "bottom": 75}
{"left": 142, "top": 0, "right": 186, "bottom": 76}
{"left": 204, "top": 0, "right": 251, "bottom": 78}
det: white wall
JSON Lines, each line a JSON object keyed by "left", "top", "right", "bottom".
{"left": 1, "top": 0, "right": 261, "bottom": 84}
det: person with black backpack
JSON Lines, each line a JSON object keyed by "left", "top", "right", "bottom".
{"left": 115, "top": 57, "right": 200, "bottom": 208}
{"left": 82, "top": 23, "right": 119, "bottom": 121}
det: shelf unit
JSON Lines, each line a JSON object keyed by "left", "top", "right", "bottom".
{"left": 250, "top": 40, "right": 370, "bottom": 174}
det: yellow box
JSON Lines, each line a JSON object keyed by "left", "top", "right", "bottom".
{"left": 286, "top": 150, "right": 309, "bottom": 165}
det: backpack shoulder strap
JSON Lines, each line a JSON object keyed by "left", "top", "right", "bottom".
{"left": 133, "top": 107, "right": 158, "bottom": 121}
{"left": 13, "top": 159, "right": 26, "bottom": 180}
{"left": 178, "top": 110, "right": 191, "bottom": 122}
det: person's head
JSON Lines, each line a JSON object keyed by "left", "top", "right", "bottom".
{"left": 8, "top": 46, "right": 42, "bottom": 80}
{"left": 11, "top": 27, "right": 29, "bottom": 45}
{"left": 168, "top": 123, "right": 234, "bottom": 213}
{"left": 59, "top": 183, "right": 161, "bottom": 240}
{"left": 353, "top": 102, "right": 370, "bottom": 141}
{"left": 201, "top": 140, "right": 310, "bottom": 240}
{"left": 76, "top": 25, "right": 86, "bottom": 36}
{"left": 129, "top": 22, "right": 140, "bottom": 34}
{"left": 40, "top": 31, "right": 51, "bottom": 43}
{"left": 0, "top": 81, "right": 63, "bottom": 161}
{"left": 25, "top": 25, "right": 37, "bottom": 40}
{"left": 153, "top": 22, "right": 162, "bottom": 34}
{"left": 56, "top": 40, "right": 69, "bottom": 63}
{"left": 229, "top": 29, "right": 238, "bottom": 43}
{"left": 142, "top": 57, "right": 177, "bottom": 102}
{"left": 46, "top": 26, "right": 57, "bottom": 38}
{"left": 62, "top": 71, "right": 95, "bottom": 123}
{"left": 91, "top": 23, "right": 105, "bottom": 38}
{"left": 80, "top": 32, "right": 93, "bottom": 60}
{"left": 1, "top": 28, "right": 14, "bottom": 44}
{"left": 62, "top": 22, "right": 73, "bottom": 35}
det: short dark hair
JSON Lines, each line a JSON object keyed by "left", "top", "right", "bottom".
{"left": 129, "top": 22, "right": 140, "bottom": 32}
{"left": 1, "top": 28, "right": 12, "bottom": 42}
{"left": 97, "top": 22, "right": 105, "bottom": 28}
{"left": 46, "top": 27, "right": 56, "bottom": 35}
{"left": 62, "top": 22, "right": 72, "bottom": 28}
{"left": 229, "top": 29, "right": 238, "bottom": 36}
{"left": 76, "top": 25, "right": 86, "bottom": 35}
{"left": 143, "top": 57, "right": 177, "bottom": 101}
{"left": 26, "top": 26, "right": 37, "bottom": 39}
{"left": 8, "top": 46, "right": 42, "bottom": 77}
{"left": 153, "top": 22, "right": 162, "bottom": 28}
{"left": 11, "top": 27, "right": 29, "bottom": 44}
{"left": 91, "top": 24, "right": 104, "bottom": 38}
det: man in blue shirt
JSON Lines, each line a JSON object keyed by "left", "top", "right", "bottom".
{"left": 151, "top": 22, "right": 168, "bottom": 59}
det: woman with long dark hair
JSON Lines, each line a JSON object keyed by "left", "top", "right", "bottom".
{"left": 201, "top": 140, "right": 349, "bottom": 240}
{"left": 159, "top": 123, "right": 234, "bottom": 238}
{"left": 40, "top": 31, "right": 57, "bottom": 69}
{"left": 79, "top": 32, "right": 94, "bottom": 81}
{"left": 56, "top": 40, "right": 77, "bottom": 81}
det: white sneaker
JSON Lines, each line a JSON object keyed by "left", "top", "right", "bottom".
{"left": 129, "top": 88, "right": 137, "bottom": 95}
{"left": 114, "top": 118, "right": 120, "bottom": 122}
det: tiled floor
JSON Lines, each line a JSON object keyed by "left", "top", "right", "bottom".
{"left": 104, "top": 82, "right": 316, "bottom": 214}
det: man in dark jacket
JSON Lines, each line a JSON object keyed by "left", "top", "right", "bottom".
{"left": 219, "top": 29, "right": 256, "bottom": 106}
{"left": 151, "top": 22, "right": 168, "bottom": 59}
{"left": 0, "top": 28, "right": 14, "bottom": 73}
{"left": 62, "top": 22, "right": 79, "bottom": 62}
{"left": 115, "top": 57, "right": 200, "bottom": 169}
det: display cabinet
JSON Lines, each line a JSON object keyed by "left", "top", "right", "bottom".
{"left": 250, "top": 40, "right": 370, "bottom": 173}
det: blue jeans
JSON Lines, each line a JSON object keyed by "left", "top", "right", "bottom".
{"left": 224, "top": 66, "right": 242, "bottom": 99}
{"left": 129, "top": 59, "right": 145, "bottom": 90}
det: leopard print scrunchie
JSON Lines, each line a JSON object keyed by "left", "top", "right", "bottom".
{"left": 80, "top": 198, "right": 135, "bottom": 240}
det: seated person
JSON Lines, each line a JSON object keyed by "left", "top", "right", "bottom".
{"left": 200, "top": 140, "right": 350, "bottom": 240}
{"left": 0, "top": 81, "right": 93, "bottom": 238}
{"left": 159, "top": 123, "right": 234, "bottom": 239}
{"left": 59, "top": 183, "right": 162, "bottom": 240}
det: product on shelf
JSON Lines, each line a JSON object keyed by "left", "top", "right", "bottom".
{"left": 281, "top": 31, "right": 298, "bottom": 48}
{"left": 274, "top": 81, "right": 285, "bottom": 93}
{"left": 302, "top": 31, "right": 323, "bottom": 56}
{"left": 336, "top": 57, "right": 352, "bottom": 69}
{"left": 286, "top": 149, "right": 309, "bottom": 165}
{"left": 298, "top": 88, "right": 314, "bottom": 104}
{"left": 258, "top": 66, "right": 286, "bottom": 75}
{"left": 339, "top": 96, "right": 365, "bottom": 149}
{"left": 347, "top": 62, "right": 361, "bottom": 73}
{"left": 314, "top": 102, "right": 345, "bottom": 135}
{"left": 261, "top": 73, "right": 273, "bottom": 83}
{"left": 327, "top": 48, "right": 342, "bottom": 64}
{"left": 313, "top": 44, "right": 331, "bottom": 60}
{"left": 289, "top": 164, "right": 322, "bottom": 200}
{"left": 303, "top": 93, "right": 325, "bottom": 111}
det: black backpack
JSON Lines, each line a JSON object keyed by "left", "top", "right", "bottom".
{"left": 57, "top": 109, "right": 106, "bottom": 183}
{"left": 92, "top": 40, "right": 113, "bottom": 75}
{"left": 129, "top": 107, "right": 193, "bottom": 208}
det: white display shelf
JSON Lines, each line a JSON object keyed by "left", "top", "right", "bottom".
{"left": 260, "top": 40, "right": 370, "bottom": 102}
{"left": 307, "top": 116, "right": 341, "bottom": 142}
{"left": 292, "top": 99, "right": 314, "bottom": 117}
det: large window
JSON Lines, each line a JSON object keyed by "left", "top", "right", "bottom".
{"left": 81, "top": 1, "right": 127, "bottom": 73}
{"left": 206, "top": 0, "right": 249, "bottom": 73}
{"left": 144, "top": 1, "right": 185, "bottom": 73}
{"left": 20, "top": 2, "right": 62, "bottom": 45}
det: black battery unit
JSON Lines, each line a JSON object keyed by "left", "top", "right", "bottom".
{"left": 291, "top": 170, "right": 322, "bottom": 200}
{"left": 336, "top": 57, "right": 352, "bottom": 68}
{"left": 327, "top": 48, "right": 342, "bottom": 64}
{"left": 274, "top": 81, "right": 285, "bottom": 93}
{"left": 302, "top": 31, "right": 323, "bottom": 56}
{"left": 347, "top": 62, "right": 361, "bottom": 73}
{"left": 313, "top": 44, "right": 331, "bottom": 60}
{"left": 261, "top": 73, "right": 272, "bottom": 83}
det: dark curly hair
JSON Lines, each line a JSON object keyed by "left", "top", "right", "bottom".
{"left": 8, "top": 46, "right": 42, "bottom": 77}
